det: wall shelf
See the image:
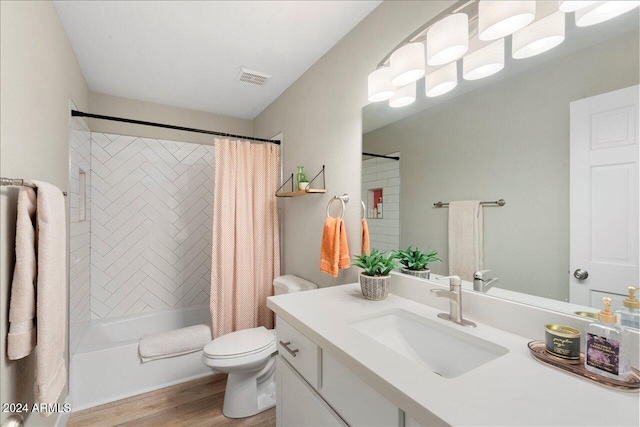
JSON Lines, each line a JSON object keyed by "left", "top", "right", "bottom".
{"left": 276, "top": 165, "right": 326, "bottom": 198}
{"left": 276, "top": 189, "right": 327, "bottom": 198}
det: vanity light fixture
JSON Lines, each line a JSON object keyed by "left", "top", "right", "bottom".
{"left": 463, "top": 39, "right": 505, "bottom": 80}
{"left": 478, "top": 1, "right": 536, "bottom": 41}
{"left": 575, "top": 1, "right": 640, "bottom": 27}
{"left": 558, "top": 1, "right": 597, "bottom": 12}
{"left": 369, "top": 0, "right": 637, "bottom": 109}
{"left": 425, "top": 62, "right": 457, "bottom": 98}
{"left": 390, "top": 42, "right": 426, "bottom": 87}
{"left": 512, "top": 11, "right": 565, "bottom": 59}
{"left": 368, "top": 67, "right": 396, "bottom": 102}
{"left": 389, "top": 81, "right": 416, "bottom": 107}
{"left": 426, "top": 13, "right": 469, "bottom": 66}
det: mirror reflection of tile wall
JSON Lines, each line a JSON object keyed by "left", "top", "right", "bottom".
{"left": 361, "top": 153, "right": 400, "bottom": 252}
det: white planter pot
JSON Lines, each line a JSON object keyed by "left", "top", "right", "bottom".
{"left": 400, "top": 268, "right": 430, "bottom": 279}
{"left": 359, "top": 273, "right": 390, "bottom": 301}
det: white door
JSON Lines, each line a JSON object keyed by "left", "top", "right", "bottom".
{"left": 570, "top": 85, "right": 639, "bottom": 308}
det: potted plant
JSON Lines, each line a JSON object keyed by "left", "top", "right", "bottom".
{"left": 392, "top": 246, "right": 441, "bottom": 280}
{"left": 352, "top": 249, "right": 396, "bottom": 301}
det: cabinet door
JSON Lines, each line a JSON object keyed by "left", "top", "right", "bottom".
{"left": 320, "top": 352, "right": 403, "bottom": 427}
{"left": 276, "top": 356, "right": 346, "bottom": 427}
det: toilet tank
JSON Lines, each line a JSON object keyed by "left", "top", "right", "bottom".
{"left": 273, "top": 275, "right": 318, "bottom": 295}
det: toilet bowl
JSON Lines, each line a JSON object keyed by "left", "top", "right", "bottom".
{"left": 202, "top": 275, "right": 317, "bottom": 419}
{"left": 202, "top": 327, "right": 278, "bottom": 418}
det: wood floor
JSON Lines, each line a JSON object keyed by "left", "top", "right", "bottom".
{"left": 67, "top": 374, "right": 276, "bottom": 427}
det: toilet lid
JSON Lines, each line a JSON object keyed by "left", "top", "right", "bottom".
{"left": 203, "top": 327, "right": 275, "bottom": 358}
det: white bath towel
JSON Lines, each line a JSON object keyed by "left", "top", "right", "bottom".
{"left": 7, "top": 186, "right": 38, "bottom": 360}
{"left": 139, "top": 324, "right": 212, "bottom": 363}
{"left": 32, "top": 181, "right": 67, "bottom": 413}
{"left": 448, "top": 200, "right": 484, "bottom": 282}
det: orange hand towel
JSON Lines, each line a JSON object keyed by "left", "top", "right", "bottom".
{"left": 320, "top": 217, "right": 350, "bottom": 277}
{"left": 361, "top": 218, "right": 370, "bottom": 256}
{"left": 338, "top": 219, "right": 350, "bottom": 270}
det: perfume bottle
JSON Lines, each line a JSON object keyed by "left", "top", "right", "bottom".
{"left": 585, "top": 297, "right": 630, "bottom": 381}
{"left": 616, "top": 286, "right": 640, "bottom": 329}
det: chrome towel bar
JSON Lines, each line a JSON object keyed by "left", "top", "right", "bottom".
{"left": 0, "top": 177, "right": 67, "bottom": 196}
{"left": 434, "top": 199, "right": 505, "bottom": 208}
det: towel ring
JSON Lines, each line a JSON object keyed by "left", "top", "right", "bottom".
{"left": 326, "top": 194, "right": 349, "bottom": 219}
{"left": 361, "top": 201, "right": 366, "bottom": 219}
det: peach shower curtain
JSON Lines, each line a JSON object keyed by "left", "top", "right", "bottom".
{"left": 210, "top": 139, "right": 280, "bottom": 338}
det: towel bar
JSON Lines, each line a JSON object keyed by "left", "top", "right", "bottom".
{"left": 434, "top": 199, "right": 505, "bottom": 208}
{"left": 1, "top": 177, "right": 67, "bottom": 197}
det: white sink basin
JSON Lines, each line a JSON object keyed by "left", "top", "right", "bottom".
{"left": 349, "top": 309, "right": 508, "bottom": 378}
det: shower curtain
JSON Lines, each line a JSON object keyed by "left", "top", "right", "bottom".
{"left": 210, "top": 139, "right": 280, "bottom": 338}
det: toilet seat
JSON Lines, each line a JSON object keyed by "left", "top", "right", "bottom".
{"left": 203, "top": 327, "right": 275, "bottom": 360}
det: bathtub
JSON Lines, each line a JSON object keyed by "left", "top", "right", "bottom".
{"left": 70, "top": 304, "right": 212, "bottom": 411}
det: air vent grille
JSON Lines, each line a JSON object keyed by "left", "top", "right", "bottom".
{"left": 238, "top": 68, "right": 271, "bottom": 87}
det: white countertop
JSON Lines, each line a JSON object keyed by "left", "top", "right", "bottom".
{"left": 267, "top": 283, "right": 640, "bottom": 427}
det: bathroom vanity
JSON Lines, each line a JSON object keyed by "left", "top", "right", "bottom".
{"left": 268, "top": 280, "right": 639, "bottom": 426}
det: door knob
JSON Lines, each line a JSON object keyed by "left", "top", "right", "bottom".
{"left": 574, "top": 269, "right": 589, "bottom": 280}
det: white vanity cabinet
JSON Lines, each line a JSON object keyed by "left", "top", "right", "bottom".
{"left": 276, "top": 316, "right": 408, "bottom": 427}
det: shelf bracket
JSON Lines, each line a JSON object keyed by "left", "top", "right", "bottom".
{"left": 305, "top": 165, "right": 325, "bottom": 193}
{"left": 276, "top": 173, "right": 294, "bottom": 195}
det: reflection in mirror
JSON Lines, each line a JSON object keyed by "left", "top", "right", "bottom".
{"left": 362, "top": 9, "right": 639, "bottom": 325}
{"left": 361, "top": 152, "right": 400, "bottom": 251}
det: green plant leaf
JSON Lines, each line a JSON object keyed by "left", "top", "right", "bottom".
{"left": 392, "top": 246, "right": 442, "bottom": 271}
{"left": 352, "top": 249, "right": 397, "bottom": 276}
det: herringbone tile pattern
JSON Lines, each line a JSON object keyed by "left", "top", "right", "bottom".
{"left": 69, "top": 116, "right": 92, "bottom": 353}
{"left": 90, "top": 133, "right": 214, "bottom": 319}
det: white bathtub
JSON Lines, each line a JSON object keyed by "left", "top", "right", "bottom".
{"left": 70, "top": 304, "right": 212, "bottom": 411}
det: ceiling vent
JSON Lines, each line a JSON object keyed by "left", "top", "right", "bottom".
{"left": 237, "top": 68, "right": 271, "bottom": 87}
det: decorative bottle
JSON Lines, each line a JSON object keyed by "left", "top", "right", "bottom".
{"left": 296, "top": 166, "right": 306, "bottom": 188}
{"left": 616, "top": 286, "right": 640, "bottom": 329}
{"left": 585, "top": 297, "right": 630, "bottom": 381}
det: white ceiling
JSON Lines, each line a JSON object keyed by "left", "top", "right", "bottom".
{"left": 53, "top": 1, "right": 381, "bottom": 120}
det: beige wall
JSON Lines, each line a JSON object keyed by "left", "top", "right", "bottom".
{"left": 363, "top": 30, "right": 639, "bottom": 301}
{"left": 89, "top": 93, "right": 253, "bottom": 145}
{"left": 253, "top": 1, "right": 455, "bottom": 287}
{"left": 1, "top": 1, "right": 90, "bottom": 426}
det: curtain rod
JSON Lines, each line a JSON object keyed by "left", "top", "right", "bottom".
{"left": 362, "top": 152, "right": 400, "bottom": 161}
{"left": 71, "top": 110, "right": 281, "bottom": 145}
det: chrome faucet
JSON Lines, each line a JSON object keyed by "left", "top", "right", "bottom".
{"left": 431, "top": 275, "right": 477, "bottom": 328}
{"left": 473, "top": 269, "right": 499, "bottom": 293}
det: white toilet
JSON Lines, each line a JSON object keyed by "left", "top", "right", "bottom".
{"left": 201, "top": 275, "right": 317, "bottom": 418}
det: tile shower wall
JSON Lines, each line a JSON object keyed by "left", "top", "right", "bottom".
{"left": 361, "top": 154, "right": 400, "bottom": 251}
{"left": 90, "top": 133, "right": 214, "bottom": 319}
{"left": 69, "top": 113, "right": 91, "bottom": 355}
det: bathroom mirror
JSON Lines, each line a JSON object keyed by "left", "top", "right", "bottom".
{"left": 361, "top": 9, "right": 639, "bottom": 324}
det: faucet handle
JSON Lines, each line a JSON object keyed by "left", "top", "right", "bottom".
{"left": 473, "top": 269, "right": 491, "bottom": 279}
{"left": 436, "top": 275, "right": 462, "bottom": 288}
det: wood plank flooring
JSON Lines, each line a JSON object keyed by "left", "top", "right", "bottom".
{"left": 67, "top": 374, "right": 275, "bottom": 427}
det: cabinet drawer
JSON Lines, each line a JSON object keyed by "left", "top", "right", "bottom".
{"left": 320, "top": 352, "right": 403, "bottom": 427}
{"left": 276, "top": 316, "right": 320, "bottom": 389}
